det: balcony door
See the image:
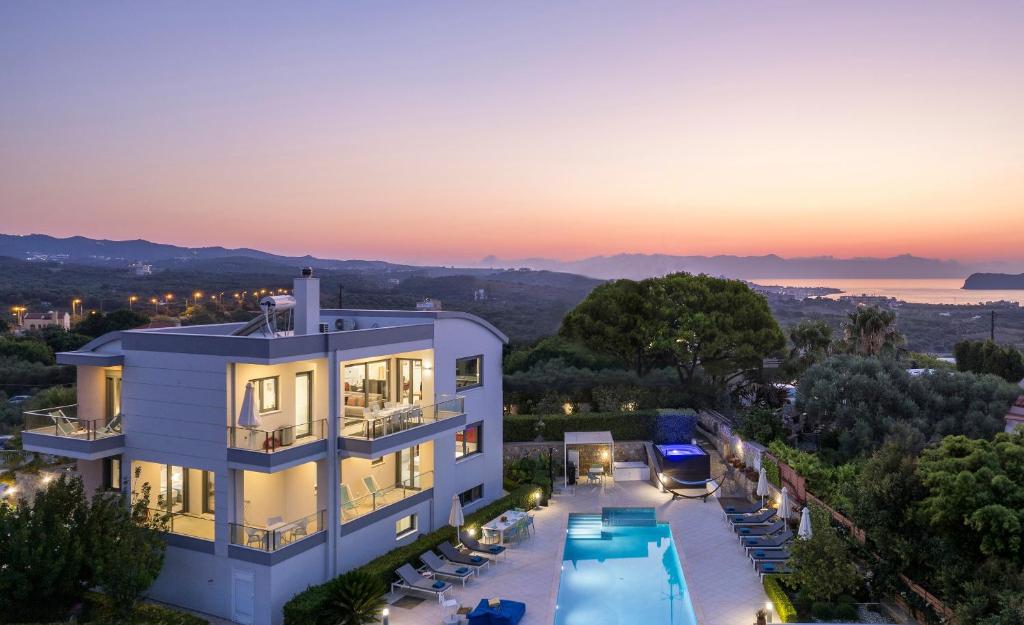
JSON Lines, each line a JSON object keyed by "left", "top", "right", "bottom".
{"left": 160, "top": 465, "right": 188, "bottom": 514}
{"left": 104, "top": 372, "right": 122, "bottom": 420}
{"left": 295, "top": 371, "right": 312, "bottom": 437}
{"left": 397, "top": 359, "right": 422, "bottom": 405}
{"left": 397, "top": 445, "right": 421, "bottom": 488}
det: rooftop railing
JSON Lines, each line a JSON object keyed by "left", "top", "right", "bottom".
{"left": 23, "top": 405, "right": 122, "bottom": 440}
{"left": 228, "top": 418, "right": 327, "bottom": 452}
{"left": 230, "top": 510, "right": 325, "bottom": 551}
{"left": 339, "top": 397, "right": 464, "bottom": 440}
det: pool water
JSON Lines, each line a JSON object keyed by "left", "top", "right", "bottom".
{"left": 554, "top": 516, "right": 698, "bottom": 625}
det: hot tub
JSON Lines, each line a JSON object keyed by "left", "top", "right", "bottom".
{"left": 655, "top": 444, "right": 710, "bottom": 485}
{"left": 612, "top": 461, "right": 650, "bottom": 481}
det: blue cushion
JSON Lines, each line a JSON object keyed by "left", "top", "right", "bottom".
{"left": 467, "top": 599, "right": 526, "bottom": 625}
{"left": 488, "top": 546, "right": 504, "bottom": 553}
{"left": 763, "top": 563, "right": 775, "bottom": 571}
{"left": 740, "top": 528, "right": 750, "bottom": 534}
{"left": 754, "top": 550, "right": 765, "bottom": 557}
{"left": 455, "top": 567, "right": 469, "bottom": 574}
{"left": 432, "top": 581, "right": 446, "bottom": 589}
{"left": 471, "top": 556, "right": 484, "bottom": 563}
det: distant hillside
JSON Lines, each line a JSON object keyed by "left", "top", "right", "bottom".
{"left": 963, "top": 273, "right": 1024, "bottom": 290}
{"left": 481, "top": 252, "right": 1020, "bottom": 280}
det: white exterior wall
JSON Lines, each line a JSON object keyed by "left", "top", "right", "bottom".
{"left": 62, "top": 311, "right": 505, "bottom": 625}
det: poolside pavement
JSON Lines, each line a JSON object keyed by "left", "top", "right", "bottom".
{"left": 386, "top": 479, "right": 768, "bottom": 625}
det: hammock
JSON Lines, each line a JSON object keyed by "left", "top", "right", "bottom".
{"left": 659, "top": 473, "right": 726, "bottom": 501}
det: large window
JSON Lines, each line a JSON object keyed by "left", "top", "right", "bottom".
{"left": 459, "top": 484, "right": 483, "bottom": 506}
{"left": 396, "top": 514, "right": 417, "bottom": 539}
{"left": 397, "top": 359, "right": 423, "bottom": 405}
{"left": 295, "top": 371, "right": 312, "bottom": 437}
{"left": 455, "top": 356, "right": 482, "bottom": 389}
{"left": 253, "top": 376, "right": 279, "bottom": 413}
{"left": 103, "top": 456, "right": 122, "bottom": 491}
{"left": 344, "top": 360, "right": 390, "bottom": 415}
{"left": 455, "top": 424, "right": 481, "bottom": 459}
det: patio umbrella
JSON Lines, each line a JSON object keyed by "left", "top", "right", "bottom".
{"left": 779, "top": 486, "right": 790, "bottom": 521}
{"left": 798, "top": 506, "right": 813, "bottom": 540}
{"left": 756, "top": 466, "right": 770, "bottom": 507}
{"left": 448, "top": 494, "right": 465, "bottom": 540}
{"left": 237, "top": 382, "right": 261, "bottom": 428}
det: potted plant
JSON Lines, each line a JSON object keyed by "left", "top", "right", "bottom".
{"left": 755, "top": 607, "right": 769, "bottom": 625}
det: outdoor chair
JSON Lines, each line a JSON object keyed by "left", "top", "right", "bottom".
{"left": 756, "top": 561, "right": 792, "bottom": 581}
{"left": 735, "top": 519, "right": 785, "bottom": 537}
{"left": 340, "top": 483, "right": 358, "bottom": 518}
{"left": 742, "top": 529, "right": 792, "bottom": 550}
{"left": 460, "top": 532, "right": 507, "bottom": 560}
{"left": 245, "top": 528, "right": 265, "bottom": 549}
{"left": 728, "top": 508, "right": 777, "bottom": 525}
{"left": 748, "top": 547, "right": 790, "bottom": 564}
{"left": 102, "top": 413, "right": 122, "bottom": 435}
{"left": 439, "top": 542, "right": 490, "bottom": 572}
{"left": 392, "top": 564, "right": 453, "bottom": 604}
{"left": 363, "top": 475, "right": 395, "bottom": 503}
{"left": 420, "top": 551, "right": 475, "bottom": 586}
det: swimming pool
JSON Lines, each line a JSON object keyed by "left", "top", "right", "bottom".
{"left": 554, "top": 510, "right": 698, "bottom": 625}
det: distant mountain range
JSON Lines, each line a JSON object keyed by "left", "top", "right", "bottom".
{"left": 480, "top": 253, "right": 1023, "bottom": 281}
{"left": 963, "top": 273, "right": 1024, "bottom": 290}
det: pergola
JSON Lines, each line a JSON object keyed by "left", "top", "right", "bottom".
{"left": 563, "top": 431, "right": 614, "bottom": 486}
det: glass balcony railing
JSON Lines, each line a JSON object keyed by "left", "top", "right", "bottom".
{"left": 339, "top": 397, "right": 464, "bottom": 440}
{"left": 340, "top": 470, "right": 434, "bottom": 523}
{"left": 23, "top": 405, "right": 122, "bottom": 440}
{"left": 146, "top": 508, "right": 215, "bottom": 541}
{"left": 228, "top": 418, "right": 327, "bottom": 452}
{"left": 230, "top": 510, "right": 325, "bottom": 551}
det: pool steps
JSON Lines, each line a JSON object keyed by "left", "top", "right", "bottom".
{"left": 568, "top": 507, "right": 658, "bottom": 539}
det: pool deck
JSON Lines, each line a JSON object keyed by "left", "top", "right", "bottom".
{"left": 386, "top": 480, "right": 768, "bottom": 625}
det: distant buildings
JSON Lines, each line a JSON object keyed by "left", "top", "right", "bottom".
{"left": 129, "top": 261, "right": 153, "bottom": 275}
{"left": 1005, "top": 393, "right": 1024, "bottom": 433}
{"left": 473, "top": 288, "right": 487, "bottom": 301}
{"left": 20, "top": 311, "right": 71, "bottom": 331}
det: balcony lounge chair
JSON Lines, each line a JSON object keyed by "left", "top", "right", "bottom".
{"left": 102, "top": 413, "right": 122, "bottom": 435}
{"left": 439, "top": 542, "right": 490, "bottom": 572}
{"left": 735, "top": 519, "right": 785, "bottom": 537}
{"left": 728, "top": 508, "right": 777, "bottom": 525}
{"left": 748, "top": 548, "right": 790, "bottom": 564}
{"left": 363, "top": 475, "right": 395, "bottom": 503}
{"left": 420, "top": 551, "right": 475, "bottom": 586}
{"left": 392, "top": 564, "right": 453, "bottom": 604}
{"left": 460, "top": 532, "right": 507, "bottom": 560}
{"left": 756, "top": 560, "right": 792, "bottom": 581}
{"left": 742, "top": 529, "right": 793, "bottom": 550}
{"left": 467, "top": 598, "right": 526, "bottom": 625}
{"left": 340, "top": 484, "right": 359, "bottom": 519}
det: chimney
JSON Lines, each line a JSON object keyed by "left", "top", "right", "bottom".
{"left": 293, "top": 267, "right": 320, "bottom": 335}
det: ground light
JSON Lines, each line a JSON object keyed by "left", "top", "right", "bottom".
{"left": 381, "top": 607, "right": 389, "bottom": 625}
{"left": 765, "top": 600, "right": 774, "bottom": 623}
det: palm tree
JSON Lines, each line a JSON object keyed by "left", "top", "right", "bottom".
{"left": 320, "top": 570, "right": 385, "bottom": 625}
{"left": 842, "top": 307, "right": 904, "bottom": 357}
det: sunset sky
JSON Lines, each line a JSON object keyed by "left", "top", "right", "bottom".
{"left": 1, "top": 2, "right": 1022, "bottom": 265}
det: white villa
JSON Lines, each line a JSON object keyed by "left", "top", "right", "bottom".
{"left": 21, "top": 268, "right": 507, "bottom": 625}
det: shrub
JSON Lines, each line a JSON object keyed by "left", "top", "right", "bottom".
{"left": 654, "top": 410, "right": 696, "bottom": 444}
{"left": 789, "top": 528, "right": 859, "bottom": 602}
{"left": 284, "top": 484, "right": 544, "bottom": 625}
{"left": 763, "top": 575, "right": 797, "bottom": 622}
{"left": 319, "top": 570, "right": 385, "bottom": 625}
{"left": 504, "top": 410, "right": 686, "bottom": 442}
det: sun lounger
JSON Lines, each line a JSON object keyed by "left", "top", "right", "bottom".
{"left": 735, "top": 519, "right": 785, "bottom": 536}
{"left": 392, "top": 563, "right": 453, "bottom": 603}
{"left": 742, "top": 529, "right": 793, "bottom": 550}
{"left": 719, "top": 499, "right": 763, "bottom": 518}
{"left": 756, "top": 561, "right": 792, "bottom": 580}
{"left": 420, "top": 551, "right": 474, "bottom": 586}
{"left": 748, "top": 548, "right": 790, "bottom": 564}
{"left": 461, "top": 532, "right": 507, "bottom": 559}
{"left": 439, "top": 542, "right": 490, "bottom": 572}
{"left": 728, "top": 508, "right": 777, "bottom": 525}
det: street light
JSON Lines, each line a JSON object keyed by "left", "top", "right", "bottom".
{"left": 72, "top": 298, "right": 82, "bottom": 317}
{"left": 150, "top": 297, "right": 159, "bottom": 314}
{"left": 128, "top": 295, "right": 138, "bottom": 310}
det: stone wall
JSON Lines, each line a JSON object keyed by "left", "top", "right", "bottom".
{"left": 503, "top": 440, "right": 649, "bottom": 474}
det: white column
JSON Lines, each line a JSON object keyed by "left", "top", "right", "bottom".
{"left": 326, "top": 350, "right": 340, "bottom": 577}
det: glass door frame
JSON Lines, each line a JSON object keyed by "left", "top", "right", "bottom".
{"left": 295, "top": 371, "right": 313, "bottom": 437}
{"left": 396, "top": 358, "right": 423, "bottom": 406}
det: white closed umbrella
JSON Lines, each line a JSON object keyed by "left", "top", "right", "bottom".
{"left": 779, "top": 486, "right": 790, "bottom": 521}
{"left": 798, "top": 506, "right": 813, "bottom": 540}
{"left": 238, "top": 382, "right": 261, "bottom": 428}
{"left": 756, "top": 466, "right": 770, "bottom": 507}
{"left": 448, "top": 494, "right": 465, "bottom": 540}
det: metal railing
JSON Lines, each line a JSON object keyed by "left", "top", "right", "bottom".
{"left": 340, "top": 470, "right": 434, "bottom": 523}
{"left": 23, "top": 405, "right": 122, "bottom": 441}
{"left": 339, "top": 397, "right": 464, "bottom": 440}
{"left": 147, "top": 507, "right": 215, "bottom": 541}
{"left": 230, "top": 510, "right": 325, "bottom": 551}
{"left": 228, "top": 418, "right": 327, "bottom": 452}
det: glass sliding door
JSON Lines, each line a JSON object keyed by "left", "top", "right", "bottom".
{"left": 104, "top": 372, "right": 122, "bottom": 420}
{"left": 295, "top": 371, "right": 312, "bottom": 437}
{"left": 397, "top": 445, "right": 421, "bottom": 488}
{"left": 202, "top": 471, "right": 215, "bottom": 514}
{"left": 397, "top": 359, "right": 423, "bottom": 405}
{"left": 161, "top": 465, "right": 187, "bottom": 513}
{"left": 344, "top": 360, "right": 391, "bottom": 416}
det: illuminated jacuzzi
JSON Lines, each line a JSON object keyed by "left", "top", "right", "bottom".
{"left": 655, "top": 444, "right": 710, "bottom": 485}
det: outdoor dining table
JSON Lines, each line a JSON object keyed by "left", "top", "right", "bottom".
{"left": 481, "top": 509, "right": 527, "bottom": 544}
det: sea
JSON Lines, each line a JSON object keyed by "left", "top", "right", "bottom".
{"left": 748, "top": 278, "right": 1024, "bottom": 306}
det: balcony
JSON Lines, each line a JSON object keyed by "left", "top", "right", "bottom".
{"left": 21, "top": 405, "right": 124, "bottom": 460}
{"left": 227, "top": 419, "right": 328, "bottom": 471}
{"left": 230, "top": 510, "right": 325, "bottom": 552}
{"left": 148, "top": 508, "right": 215, "bottom": 542}
{"left": 339, "top": 398, "right": 466, "bottom": 457}
{"left": 340, "top": 470, "right": 434, "bottom": 529}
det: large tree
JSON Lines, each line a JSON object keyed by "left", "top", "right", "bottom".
{"left": 841, "top": 306, "right": 904, "bottom": 357}
{"left": 954, "top": 340, "right": 1024, "bottom": 383}
{"left": 560, "top": 278, "right": 661, "bottom": 377}
{"left": 782, "top": 319, "right": 833, "bottom": 378}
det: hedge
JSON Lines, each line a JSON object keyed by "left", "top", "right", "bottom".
{"left": 283, "top": 483, "right": 545, "bottom": 625}
{"left": 8, "top": 593, "right": 208, "bottom": 625}
{"left": 764, "top": 575, "right": 797, "bottom": 623}
{"left": 503, "top": 409, "right": 696, "bottom": 442}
